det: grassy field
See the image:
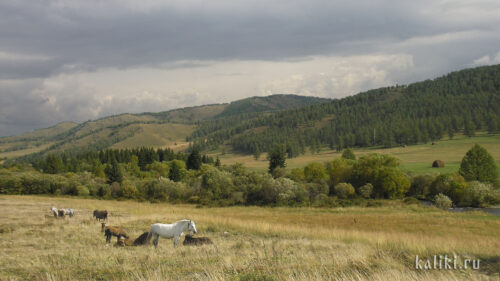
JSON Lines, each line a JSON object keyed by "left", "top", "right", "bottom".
{"left": 0, "top": 195, "right": 498, "bottom": 281}
{"left": 218, "top": 134, "right": 500, "bottom": 177}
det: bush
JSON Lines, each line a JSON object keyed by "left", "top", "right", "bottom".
{"left": 461, "top": 181, "right": 494, "bottom": 207}
{"left": 201, "top": 166, "right": 234, "bottom": 199}
{"left": 429, "top": 173, "right": 467, "bottom": 203}
{"left": 289, "top": 168, "right": 305, "bottom": 182}
{"left": 408, "top": 175, "right": 435, "bottom": 198}
{"left": 334, "top": 183, "right": 355, "bottom": 199}
{"left": 326, "top": 158, "right": 354, "bottom": 191}
{"left": 303, "top": 162, "right": 327, "bottom": 183}
{"left": 121, "top": 181, "right": 138, "bottom": 199}
{"left": 459, "top": 144, "right": 498, "bottom": 185}
{"left": 341, "top": 148, "right": 356, "bottom": 160}
{"left": 358, "top": 183, "right": 373, "bottom": 198}
{"left": 271, "top": 167, "right": 286, "bottom": 179}
{"left": 434, "top": 193, "right": 452, "bottom": 210}
{"left": 376, "top": 168, "right": 411, "bottom": 199}
{"left": 350, "top": 153, "right": 408, "bottom": 198}
{"left": 77, "top": 185, "right": 89, "bottom": 196}
{"left": 403, "top": 197, "right": 420, "bottom": 205}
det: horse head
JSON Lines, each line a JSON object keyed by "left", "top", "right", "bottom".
{"left": 188, "top": 220, "right": 197, "bottom": 234}
{"left": 101, "top": 222, "right": 106, "bottom": 232}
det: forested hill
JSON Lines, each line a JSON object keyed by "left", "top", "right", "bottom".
{"left": 0, "top": 94, "right": 329, "bottom": 160}
{"left": 189, "top": 64, "right": 500, "bottom": 156}
{"left": 215, "top": 95, "right": 330, "bottom": 118}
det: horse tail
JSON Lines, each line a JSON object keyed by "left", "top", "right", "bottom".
{"left": 146, "top": 229, "right": 153, "bottom": 243}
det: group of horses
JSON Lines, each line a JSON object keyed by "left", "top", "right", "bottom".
{"left": 50, "top": 206, "right": 74, "bottom": 218}
{"left": 49, "top": 207, "right": 214, "bottom": 248}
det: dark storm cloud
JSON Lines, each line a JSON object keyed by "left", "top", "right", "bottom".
{"left": 0, "top": 0, "right": 459, "bottom": 77}
{"left": 1, "top": 0, "right": 500, "bottom": 136}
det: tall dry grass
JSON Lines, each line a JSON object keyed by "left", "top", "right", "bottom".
{"left": 0, "top": 195, "right": 498, "bottom": 281}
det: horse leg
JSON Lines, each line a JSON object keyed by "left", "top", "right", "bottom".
{"left": 174, "top": 235, "right": 180, "bottom": 248}
{"left": 153, "top": 234, "right": 159, "bottom": 248}
{"left": 106, "top": 233, "right": 111, "bottom": 243}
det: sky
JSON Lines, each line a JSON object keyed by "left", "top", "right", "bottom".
{"left": 1, "top": 0, "right": 500, "bottom": 137}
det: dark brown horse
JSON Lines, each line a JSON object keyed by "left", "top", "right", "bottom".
{"left": 93, "top": 210, "right": 108, "bottom": 221}
{"left": 114, "top": 232, "right": 150, "bottom": 247}
{"left": 183, "top": 234, "right": 213, "bottom": 246}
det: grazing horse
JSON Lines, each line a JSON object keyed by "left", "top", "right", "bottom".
{"left": 93, "top": 210, "right": 108, "bottom": 221}
{"left": 101, "top": 223, "right": 129, "bottom": 243}
{"left": 63, "top": 209, "right": 74, "bottom": 217}
{"left": 183, "top": 234, "right": 213, "bottom": 246}
{"left": 50, "top": 206, "right": 58, "bottom": 217}
{"left": 57, "top": 209, "right": 66, "bottom": 218}
{"left": 147, "top": 219, "right": 197, "bottom": 248}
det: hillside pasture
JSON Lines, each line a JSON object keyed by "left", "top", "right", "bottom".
{"left": 218, "top": 134, "right": 500, "bottom": 177}
{"left": 0, "top": 196, "right": 498, "bottom": 280}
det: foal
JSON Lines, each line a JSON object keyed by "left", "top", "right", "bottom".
{"left": 101, "top": 223, "right": 129, "bottom": 243}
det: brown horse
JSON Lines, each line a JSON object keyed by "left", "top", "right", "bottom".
{"left": 183, "top": 234, "right": 213, "bottom": 246}
{"left": 114, "top": 232, "right": 150, "bottom": 247}
{"left": 101, "top": 223, "right": 128, "bottom": 243}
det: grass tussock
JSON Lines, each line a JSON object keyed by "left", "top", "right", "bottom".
{"left": 0, "top": 195, "right": 498, "bottom": 281}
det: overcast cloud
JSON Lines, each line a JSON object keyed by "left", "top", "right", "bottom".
{"left": 1, "top": 0, "right": 500, "bottom": 136}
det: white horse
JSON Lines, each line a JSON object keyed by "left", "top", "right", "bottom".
{"left": 64, "top": 209, "right": 74, "bottom": 217}
{"left": 50, "top": 206, "right": 58, "bottom": 217}
{"left": 147, "top": 219, "right": 197, "bottom": 248}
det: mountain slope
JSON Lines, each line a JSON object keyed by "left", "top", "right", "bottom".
{"left": 188, "top": 64, "right": 500, "bottom": 155}
{"left": 1, "top": 95, "right": 328, "bottom": 160}
{"left": 216, "top": 94, "right": 329, "bottom": 118}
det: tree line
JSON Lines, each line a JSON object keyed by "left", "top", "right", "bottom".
{"left": 188, "top": 65, "right": 500, "bottom": 155}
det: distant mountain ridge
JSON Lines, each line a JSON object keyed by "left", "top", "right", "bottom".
{"left": 2, "top": 64, "right": 500, "bottom": 161}
{"left": 0, "top": 94, "right": 330, "bottom": 159}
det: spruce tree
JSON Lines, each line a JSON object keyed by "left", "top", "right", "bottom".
{"left": 341, "top": 148, "right": 356, "bottom": 160}
{"left": 268, "top": 144, "right": 286, "bottom": 174}
{"left": 105, "top": 158, "right": 123, "bottom": 184}
{"left": 459, "top": 144, "right": 498, "bottom": 184}
{"left": 186, "top": 148, "right": 202, "bottom": 170}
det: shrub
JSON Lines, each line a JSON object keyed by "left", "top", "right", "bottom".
{"left": 376, "top": 168, "right": 411, "bottom": 199}
{"left": 403, "top": 197, "right": 420, "bottom": 205}
{"left": 429, "top": 173, "right": 467, "bottom": 203}
{"left": 341, "top": 148, "right": 356, "bottom": 160}
{"left": 408, "top": 175, "right": 435, "bottom": 198}
{"left": 434, "top": 193, "right": 452, "bottom": 210}
{"left": 461, "top": 181, "right": 494, "bottom": 207}
{"left": 121, "top": 181, "right": 138, "bottom": 199}
{"left": 109, "top": 182, "right": 122, "bottom": 197}
{"left": 326, "top": 158, "right": 354, "bottom": 191}
{"left": 358, "top": 183, "right": 373, "bottom": 198}
{"left": 350, "top": 153, "right": 407, "bottom": 198}
{"left": 303, "top": 162, "right": 327, "bottom": 183}
{"left": 145, "top": 161, "right": 170, "bottom": 178}
{"left": 271, "top": 167, "right": 286, "bottom": 179}
{"left": 459, "top": 144, "right": 498, "bottom": 185}
{"left": 334, "top": 183, "right": 355, "bottom": 199}
{"left": 201, "top": 166, "right": 234, "bottom": 200}
{"left": 77, "top": 185, "right": 89, "bottom": 196}
{"left": 289, "top": 168, "right": 305, "bottom": 182}
{"left": 305, "top": 181, "right": 329, "bottom": 201}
